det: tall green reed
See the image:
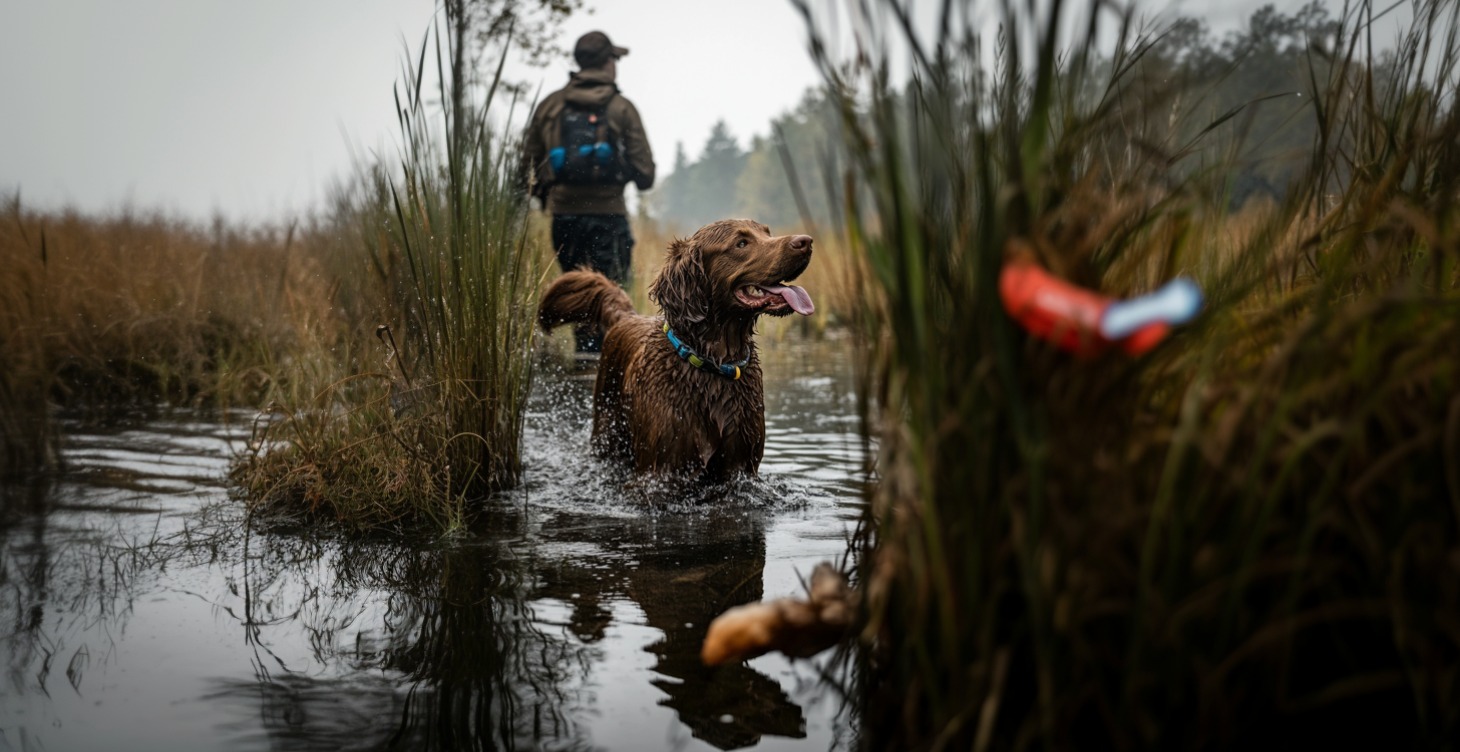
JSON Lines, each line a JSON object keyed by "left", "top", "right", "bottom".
{"left": 799, "top": 0, "right": 1460, "bottom": 747}
{"left": 235, "top": 6, "right": 543, "bottom": 531}
{"left": 378, "top": 9, "right": 540, "bottom": 496}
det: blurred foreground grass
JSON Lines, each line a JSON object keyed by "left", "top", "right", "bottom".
{"left": 796, "top": 0, "right": 1460, "bottom": 747}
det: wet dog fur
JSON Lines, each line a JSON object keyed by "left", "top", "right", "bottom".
{"left": 538, "top": 219, "right": 814, "bottom": 482}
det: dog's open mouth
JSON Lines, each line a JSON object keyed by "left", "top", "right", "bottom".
{"left": 736, "top": 283, "right": 815, "bottom": 315}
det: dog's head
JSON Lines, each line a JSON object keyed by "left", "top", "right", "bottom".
{"left": 650, "top": 219, "right": 815, "bottom": 328}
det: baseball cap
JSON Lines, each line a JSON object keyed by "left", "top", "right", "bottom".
{"left": 574, "top": 31, "right": 628, "bottom": 69}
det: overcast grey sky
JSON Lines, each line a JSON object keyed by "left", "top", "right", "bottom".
{"left": 2, "top": 0, "right": 1285, "bottom": 223}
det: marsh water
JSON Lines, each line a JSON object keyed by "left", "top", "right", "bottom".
{"left": 1, "top": 334, "right": 864, "bottom": 751}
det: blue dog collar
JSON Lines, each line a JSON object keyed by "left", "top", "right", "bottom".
{"left": 663, "top": 322, "right": 748, "bottom": 379}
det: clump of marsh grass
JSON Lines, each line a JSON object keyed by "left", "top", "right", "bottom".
{"left": 800, "top": 0, "right": 1460, "bottom": 747}
{"left": 0, "top": 362, "right": 55, "bottom": 478}
{"left": 233, "top": 7, "right": 544, "bottom": 531}
{"left": 369, "top": 18, "right": 540, "bottom": 497}
{"left": 231, "top": 372, "right": 464, "bottom": 531}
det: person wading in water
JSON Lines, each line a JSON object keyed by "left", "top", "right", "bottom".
{"left": 522, "top": 30, "right": 656, "bottom": 357}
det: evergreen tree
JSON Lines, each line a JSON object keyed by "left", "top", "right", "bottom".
{"left": 1120, "top": 2, "right": 1341, "bottom": 204}
{"left": 653, "top": 95, "right": 842, "bottom": 232}
{"left": 655, "top": 120, "right": 749, "bottom": 230}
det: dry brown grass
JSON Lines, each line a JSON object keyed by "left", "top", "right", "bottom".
{"left": 1, "top": 197, "right": 363, "bottom": 477}
{"left": 0, "top": 198, "right": 350, "bottom": 412}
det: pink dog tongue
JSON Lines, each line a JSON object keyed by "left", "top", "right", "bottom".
{"left": 764, "top": 284, "right": 815, "bottom": 315}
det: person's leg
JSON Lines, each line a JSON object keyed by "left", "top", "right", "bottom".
{"left": 573, "top": 214, "right": 633, "bottom": 284}
{"left": 593, "top": 214, "right": 635, "bottom": 288}
{"left": 551, "top": 214, "right": 587, "bottom": 272}
{"left": 552, "top": 215, "right": 603, "bottom": 353}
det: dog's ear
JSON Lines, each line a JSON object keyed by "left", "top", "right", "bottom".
{"left": 650, "top": 237, "right": 710, "bottom": 326}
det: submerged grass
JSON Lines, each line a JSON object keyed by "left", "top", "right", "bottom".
{"left": 799, "top": 0, "right": 1460, "bottom": 747}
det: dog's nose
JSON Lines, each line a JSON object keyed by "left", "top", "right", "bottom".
{"left": 789, "top": 235, "right": 813, "bottom": 253}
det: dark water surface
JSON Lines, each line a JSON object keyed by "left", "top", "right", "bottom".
{"left": 1, "top": 334, "right": 865, "bottom": 751}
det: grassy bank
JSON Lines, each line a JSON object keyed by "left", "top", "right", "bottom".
{"left": 0, "top": 197, "right": 350, "bottom": 477}
{"left": 802, "top": 0, "right": 1460, "bottom": 747}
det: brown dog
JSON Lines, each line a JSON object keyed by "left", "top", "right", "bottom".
{"left": 538, "top": 219, "right": 814, "bottom": 481}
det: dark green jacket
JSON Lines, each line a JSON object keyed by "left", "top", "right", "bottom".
{"left": 521, "top": 69, "right": 655, "bottom": 215}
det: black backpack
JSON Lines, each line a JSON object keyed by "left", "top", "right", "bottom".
{"left": 548, "top": 101, "right": 627, "bottom": 186}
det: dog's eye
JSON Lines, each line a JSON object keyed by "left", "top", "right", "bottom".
{"left": 735, "top": 239, "right": 749, "bottom": 249}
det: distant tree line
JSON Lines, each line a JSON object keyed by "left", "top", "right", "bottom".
{"left": 1120, "top": 1, "right": 1344, "bottom": 206}
{"left": 647, "top": 2, "right": 1372, "bottom": 231}
{"left": 647, "top": 89, "right": 845, "bottom": 233}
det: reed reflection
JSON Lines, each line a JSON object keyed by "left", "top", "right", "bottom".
{"left": 215, "top": 509, "right": 593, "bottom": 751}
{"left": 1, "top": 469, "right": 212, "bottom": 740}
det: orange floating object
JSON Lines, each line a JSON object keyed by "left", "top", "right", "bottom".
{"left": 999, "top": 253, "right": 1199, "bottom": 357}
{"left": 999, "top": 259, "right": 1114, "bottom": 357}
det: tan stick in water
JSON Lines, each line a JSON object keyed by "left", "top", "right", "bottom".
{"left": 700, "top": 562, "right": 855, "bottom": 666}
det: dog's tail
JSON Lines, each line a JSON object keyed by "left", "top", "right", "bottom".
{"left": 538, "top": 270, "right": 637, "bottom": 335}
